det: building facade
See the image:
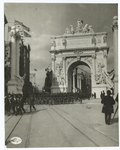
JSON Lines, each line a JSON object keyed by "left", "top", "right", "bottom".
{"left": 4, "top": 18, "right": 31, "bottom": 94}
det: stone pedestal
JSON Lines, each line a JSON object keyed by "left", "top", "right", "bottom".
{"left": 51, "top": 86, "right": 66, "bottom": 93}
{"left": 7, "top": 80, "right": 18, "bottom": 94}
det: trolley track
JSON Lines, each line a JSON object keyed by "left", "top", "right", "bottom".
{"left": 25, "top": 106, "right": 34, "bottom": 148}
{"left": 5, "top": 105, "right": 29, "bottom": 124}
{"left": 5, "top": 115, "right": 14, "bottom": 124}
{"left": 42, "top": 105, "right": 73, "bottom": 147}
{"left": 44, "top": 104, "right": 118, "bottom": 147}
{"left": 54, "top": 105, "right": 119, "bottom": 144}
{"left": 5, "top": 104, "right": 119, "bottom": 147}
{"left": 5, "top": 105, "right": 29, "bottom": 145}
{"left": 43, "top": 105, "right": 99, "bottom": 147}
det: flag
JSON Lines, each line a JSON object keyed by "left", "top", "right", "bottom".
{"left": 15, "top": 20, "right": 30, "bottom": 32}
{"left": 34, "top": 68, "right": 37, "bottom": 71}
{"left": 22, "top": 24, "right": 30, "bottom": 32}
{"left": 24, "top": 30, "right": 31, "bottom": 37}
{"left": 15, "top": 20, "right": 23, "bottom": 26}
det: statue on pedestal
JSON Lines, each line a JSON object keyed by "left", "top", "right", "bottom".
{"left": 64, "top": 19, "right": 94, "bottom": 35}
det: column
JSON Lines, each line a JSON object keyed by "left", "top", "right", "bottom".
{"left": 75, "top": 68, "right": 78, "bottom": 88}
{"left": 73, "top": 70, "right": 75, "bottom": 93}
{"left": 7, "top": 27, "right": 18, "bottom": 94}
{"left": 62, "top": 57, "right": 66, "bottom": 85}
{"left": 79, "top": 77, "right": 81, "bottom": 90}
{"left": 77, "top": 77, "right": 79, "bottom": 88}
{"left": 112, "top": 16, "right": 118, "bottom": 97}
{"left": 10, "top": 32, "right": 16, "bottom": 80}
{"left": 16, "top": 35, "right": 21, "bottom": 76}
{"left": 91, "top": 54, "right": 96, "bottom": 85}
{"left": 103, "top": 52, "right": 107, "bottom": 72}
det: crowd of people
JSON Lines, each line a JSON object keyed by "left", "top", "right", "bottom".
{"left": 5, "top": 93, "right": 37, "bottom": 116}
{"left": 36, "top": 92, "right": 91, "bottom": 105}
{"left": 5, "top": 82, "right": 118, "bottom": 126}
{"left": 5, "top": 91, "right": 91, "bottom": 116}
{"left": 5, "top": 93, "right": 25, "bottom": 116}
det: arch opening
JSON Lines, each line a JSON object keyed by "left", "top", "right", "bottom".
{"left": 67, "top": 61, "right": 91, "bottom": 94}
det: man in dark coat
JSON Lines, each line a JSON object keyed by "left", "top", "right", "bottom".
{"left": 101, "top": 90, "right": 115, "bottom": 125}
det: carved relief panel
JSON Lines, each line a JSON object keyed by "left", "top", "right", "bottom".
{"left": 53, "top": 59, "right": 65, "bottom": 86}
{"left": 95, "top": 59, "right": 106, "bottom": 84}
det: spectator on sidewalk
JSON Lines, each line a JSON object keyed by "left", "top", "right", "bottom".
{"left": 100, "top": 90, "right": 105, "bottom": 102}
{"left": 101, "top": 90, "right": 115, "bottom": 125}
{"left": 100, "top": 91, "right": 103, "bottom": 100}
{"left": 94, "top": 92, "right": 96, "bottom": 99}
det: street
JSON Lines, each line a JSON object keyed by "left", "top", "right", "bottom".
{"left": 5, "top": 98, "right": 119, "bottom": 148}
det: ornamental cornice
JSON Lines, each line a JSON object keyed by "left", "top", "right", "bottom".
{"left": 49, "top": 46, "right": 109, "bottom": 53}
{"left": 51, "top": 32, "right": 108, "bottom": 39}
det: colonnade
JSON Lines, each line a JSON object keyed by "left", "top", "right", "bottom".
{"left": 72, "top": 68, "right": 82, "bottom": 92}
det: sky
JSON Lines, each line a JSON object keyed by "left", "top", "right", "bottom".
{"left": 4, "top": 3, "right": 118, "bottom": 90}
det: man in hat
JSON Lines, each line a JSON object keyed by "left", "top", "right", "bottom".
{"left": 101, "top": 90, "right": 115, "bottom": 125}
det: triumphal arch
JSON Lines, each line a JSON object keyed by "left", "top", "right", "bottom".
{"left": 49, "top": 19, "right": 113, "bottom": 98}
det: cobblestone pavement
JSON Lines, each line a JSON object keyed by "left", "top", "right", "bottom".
{"left": 5, "top": 98, "right": 119, "bottom": 148}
